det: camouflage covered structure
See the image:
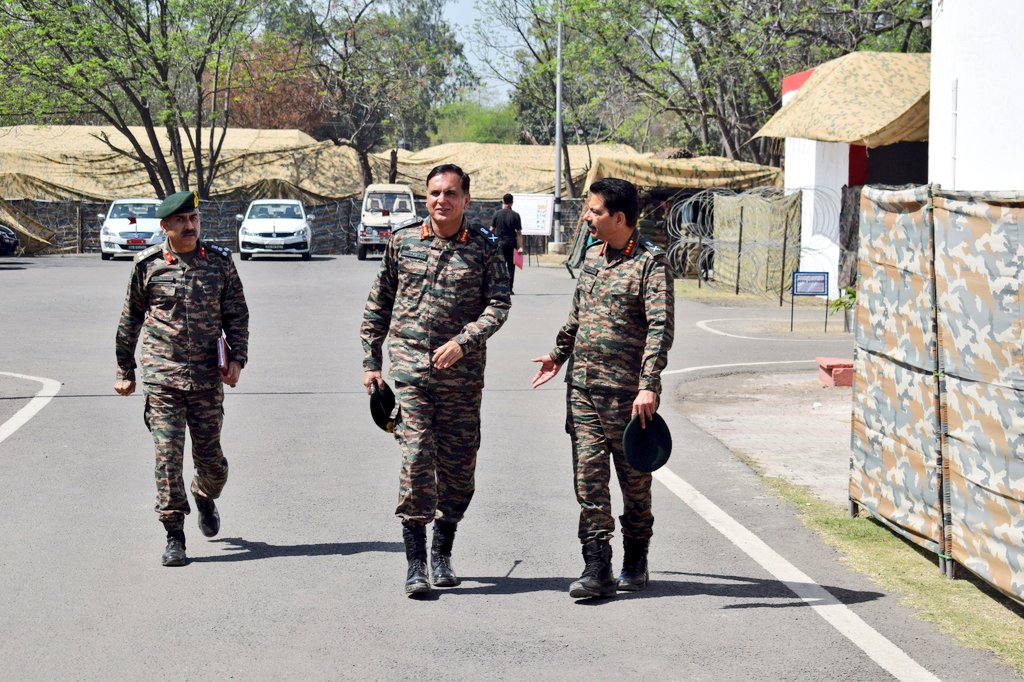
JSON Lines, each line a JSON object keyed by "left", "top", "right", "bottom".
{"left": 851, "top": 184, "right": 1024, "bottom": 604}
{"left": 713, "top": 191, "right": 801, "bottom": 296}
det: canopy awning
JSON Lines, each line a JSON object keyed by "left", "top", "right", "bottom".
{"left": 753, "top": 52, "right": 930, "bottom": 148}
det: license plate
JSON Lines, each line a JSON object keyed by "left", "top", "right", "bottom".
{"left": 266, "top": 244, "right": 284, "bottom": 249}
{"left": 127, "top": 238, "right": 146, "bottom": 245}
{"left": 126, "top": 244, "right": 145, "bottom": 250}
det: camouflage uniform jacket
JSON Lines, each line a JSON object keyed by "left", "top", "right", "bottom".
{"left": 361, "top": 220, "right": 511, "bottom": 391}
{"left": 550, "top": 230, "right": 674, "bottom": 394}
{"left": 116, "top": 240, "right": 249, "bottom": 390}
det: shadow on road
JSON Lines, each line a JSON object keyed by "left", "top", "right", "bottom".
{"left": 188, "top": 536, "right": 403, "bottom": 562}
{"left": 648, "top": 571, "right": 885, "bottom": 608}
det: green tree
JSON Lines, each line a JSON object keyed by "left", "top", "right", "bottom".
{"left": 476, "top": 0, "right": 931, "bottom": 166}
{"left": 563, "top": 0, "right": 932, "bottom": 164}
{"left": 307, "top": 0, "right": 475, "bottom": 185}
{"left": 0, "top": 0, "right": 265, "bottom": 198}
{"left": 430, "top": 100, "right": 518, "bottom": 144}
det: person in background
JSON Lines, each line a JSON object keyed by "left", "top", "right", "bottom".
{"left": 490, "top": 193, "right": 524, "bottom": 294}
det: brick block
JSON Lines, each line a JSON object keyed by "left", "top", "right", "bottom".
{"left": 817, "top": 356, "right": 854, "bottom": 387}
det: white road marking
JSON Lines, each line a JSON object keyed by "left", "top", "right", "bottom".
{"left": 656, "top": 455, "right": 939, "bottom": 681}
{"left": 696, "top": 317, "right": 849, "bottom": 341}
{"left": 0, "top": 372, "right": 62, "bottom": 446}
{"left": 663, "top": 359, "right": 815, "bottom": 376}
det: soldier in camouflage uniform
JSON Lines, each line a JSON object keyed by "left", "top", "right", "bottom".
{"left": 532, "top": 178, "right": 674, "bottom": 598}
{"left": 114, "top": 191, "right": 249, "bottom": 567}
{"left": 361, "top": 164, "right": 511, "bottom": 596}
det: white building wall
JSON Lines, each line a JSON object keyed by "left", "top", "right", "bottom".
{"left": 784, "top": 137, "right": 847, "bottom": 297}
{"left": 929, "top": 0, "right": 1024, "bottom": 191}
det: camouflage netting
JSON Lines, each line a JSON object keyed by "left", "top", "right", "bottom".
{"left": 754, "top": 51, "right": 930, "bottom": 147}
{"left": 0, "top": 126, "right": 648, "bottom": 252}
{"left": 851, "top": 185, "right": 942, "bottom": 554}
{"left": 582, "top": 155, "right": 782, "bottom": 192}
{"left": 933, "top": 189, "right": 1024, "bottom": 602}
{"left": 567, "top": 157, "right": 783, "bottom": 268}
{"left": 712, "top": 191, "right": 801, "bottom": 296}
{"left": 852, "top": 184, "right": 1024, "bottom": 605}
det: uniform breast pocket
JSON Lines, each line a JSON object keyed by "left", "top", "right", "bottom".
{"left": 399, "top": 256, "right": 428, "bottom": 279}
{"left": 608, "top": 281, "right": 641, "bottom": 317}
{"left": 149, "top": 277, "right": 178, "bottom": 306}
{"left": 443, "top": 264, "right": 480, "bottom": 288}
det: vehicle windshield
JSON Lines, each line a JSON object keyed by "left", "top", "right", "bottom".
{"left": 247, "top": 203, "right": 303, "bottom": 219}
{"left": 365, "top": 192, "right": 414, "bottom": 214}
{"left": 110, "top": 203, "right": 159, "bottom": 219}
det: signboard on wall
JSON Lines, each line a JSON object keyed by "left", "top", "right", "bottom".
{"left": 512, "top": 193, "right": 555, "bottom": 236}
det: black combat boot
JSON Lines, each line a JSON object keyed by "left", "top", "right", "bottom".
{"left": 194, "top": 493, "right": 220, "bottom": 538}
{"left": 568, "top": 539, "right": 616, "bottom": 598}
{"left": 431, "top": 519, "right": 460, "bottom": 587}
{"left": 161, "top": 529, "right": 187, "bottom": 567}
{"left": 402, "top": 525, "right": 430, "bottom": 596}
{"left": 616, "top": 537, "right": 650, "bottom": 591}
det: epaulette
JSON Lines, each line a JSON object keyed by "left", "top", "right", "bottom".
{"left": 471, "top": 224, "right": 501, "bottom": 248}
{"left": 638, "top": 238, "right": 666, "bottom": 261}
{"left": 394, "top": 218, "right": 422, "bottom": 234}
{"left": 204, "top": 241, "right": 231, "bottom": 259}
{"left": 134, "top": 244, "right": 162, "bottom": 263}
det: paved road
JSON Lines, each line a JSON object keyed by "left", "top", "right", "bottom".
{"left": 0, "top": 254, "right": 1014, "bottom": 681}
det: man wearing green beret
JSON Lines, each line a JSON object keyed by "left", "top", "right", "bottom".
{"left": 114, "top": 190, "right": 249, "bottom": 566}
{"left": 532, "top": 177, "right": 674, "bottom": 598}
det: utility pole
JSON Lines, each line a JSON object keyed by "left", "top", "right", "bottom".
{"left": 550, "top": 1, "right": 564, "bottom": 251}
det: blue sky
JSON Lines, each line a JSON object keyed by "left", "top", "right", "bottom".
{"left": 443, "top": 0, "right": 513, "bottom": 101}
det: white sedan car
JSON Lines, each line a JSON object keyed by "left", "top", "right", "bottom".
{"left": 237, "top": 199, "right": 314, "bottom": 260}
{"left": 98, "top": 198, "right": 164, "bottom": 260}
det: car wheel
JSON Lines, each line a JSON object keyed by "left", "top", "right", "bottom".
{"left": 101, "top": 252, "right": 112, "bottom": 261}
{"left": 301, "top": 252, "right": 311, "bottom": 261}
{"left": 357, "top": 245, "right": 367, "bottom": 260}
{"left": 240, "top": 252, "right": 251, "bottom": 261}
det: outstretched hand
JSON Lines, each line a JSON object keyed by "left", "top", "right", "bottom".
{"left": 530, "top": 354, "right": 562, "bottom": 388}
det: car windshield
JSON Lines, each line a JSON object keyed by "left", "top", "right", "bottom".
{"left": 111, "top": 203, "right": 158, "bottom": 219}
{"left": 365, "top": 193, "right": 413, "bottom": 213}
{"left": 248, "top": 203, "right": 303, "bottom": 219}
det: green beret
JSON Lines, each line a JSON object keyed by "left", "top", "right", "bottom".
{"left": 156, "top": 190, "right": 200, "bottom": 218}
{"left": 622, "top": 413, "right": 672, "bottom": 473}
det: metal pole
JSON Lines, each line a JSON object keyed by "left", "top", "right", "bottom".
{"left": 779, "top": 208, "right": 789, "bottom": 307}
{"left": 551, "top": 4, "right": 563, "bottom": 248}
{"left": 734, "top": 206, "right": 744, "bottom": 295}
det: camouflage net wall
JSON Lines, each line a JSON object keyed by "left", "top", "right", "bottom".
{"left": 569, "top": 186, "right": 806, "bottom": 297}
{"left": 851, "top": 184, "right": 1024, "bottom": 605}
{"left": 9, "top": 197, "right": 513, "bottom": 256}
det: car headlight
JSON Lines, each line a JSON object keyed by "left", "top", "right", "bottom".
{"left": 240, "top": 226, "right": 252, "bottom": 236}
{"left": 295, "top": 226, "right": 309, "bottom": 237}
{"left": 101, "top": 226, "right": 114, "bottom": 237}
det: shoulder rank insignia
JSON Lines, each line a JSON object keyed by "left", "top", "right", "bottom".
{"left": 473, "top": 225, "right": 499, "bottom": 247}
{"left": 134, "top": 244, "right": 162, "bottom": 263}
{"left": 639, "top": 238, "right": 665, "bottom": 259}
{"left": 203, "top": 241, "right": 231, "bottom": 259}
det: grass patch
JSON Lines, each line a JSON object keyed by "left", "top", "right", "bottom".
{"left": 752, "top": 468, "right": 1024, "bottom": 674}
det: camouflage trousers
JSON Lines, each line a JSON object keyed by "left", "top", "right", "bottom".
{"left": 568, "top": 385, "right": 654, "bottom": 543}
{"left": 393, "top": 382, "right": 482, "bottom": 527}
{"left": 144, "top": 384, "right": 229, "bottom": 531}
